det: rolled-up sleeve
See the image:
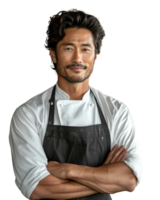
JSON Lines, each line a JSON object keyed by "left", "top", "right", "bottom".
{"left": 113, "top": 103, "right": 142, "bottom": 186}
{"left": 9, "top": 105, "right": 50, "bottom": 199}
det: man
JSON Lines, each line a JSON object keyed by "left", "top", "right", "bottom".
{"left": 9, "top": 9, "right": 141, "bottom": 200}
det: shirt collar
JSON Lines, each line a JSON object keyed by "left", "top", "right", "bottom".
{"left": 55, "top": 82, "right": 91, "bottom": 101}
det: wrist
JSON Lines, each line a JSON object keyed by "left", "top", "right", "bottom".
{"left": 65, "top": 163, "right": 77, "bottom": 179}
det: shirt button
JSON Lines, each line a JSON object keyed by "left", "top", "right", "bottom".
{"left": 59, "top": 104, "right": 63, "bottom": 107}
{"left": 90, "top": 103, "right": 94, "bottom": 107}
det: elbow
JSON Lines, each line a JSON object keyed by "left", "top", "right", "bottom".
{"left": 30, "top": 192, "right": 37, "bottom": 200}
{"left": 128, "top": 176, "right": 137, "bottom": 192}
{"left": 128, "top": 187, "right": 136, "bottom": 193}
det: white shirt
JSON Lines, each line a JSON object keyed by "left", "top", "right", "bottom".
{"left": 9, "top": 82, "right": 142, "bottom": 199}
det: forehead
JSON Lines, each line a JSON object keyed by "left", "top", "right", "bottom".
{"left": 59, "top": 28, "right": 94, "bottom": 45}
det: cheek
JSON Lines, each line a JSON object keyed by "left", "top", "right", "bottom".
{"left": 83, "top": 53, "right": 95, "bottom": 62}
{"left": 59, "top": 53, "right": 72, "bottom": 62}
{"left": 57, "top": 56, "right": 68, "bottom": 67}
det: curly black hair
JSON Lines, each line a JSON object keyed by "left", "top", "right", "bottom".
{"left": 44, "top": 9, "right": 105, "bottom": 70}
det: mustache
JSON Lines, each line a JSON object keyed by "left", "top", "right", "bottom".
{"left": 66, "top": 63, "right": 87, "bottom": 69}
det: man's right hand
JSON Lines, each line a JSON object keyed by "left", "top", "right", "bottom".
{"left": 102, "top": 145, "right": 127, "bottom": 165}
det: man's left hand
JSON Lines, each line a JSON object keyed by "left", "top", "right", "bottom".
{"left": 46, "top": 161, "right": 70, "bottom": 180}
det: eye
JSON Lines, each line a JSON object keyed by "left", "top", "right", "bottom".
{"left": 65, "top": 48, "right": 72, "bottom": 51}
{"left": 64, "top": 48, "right": 90, "bottom": 51}
{"left": 83, "top": 49, "right": 90, "bottom": 51}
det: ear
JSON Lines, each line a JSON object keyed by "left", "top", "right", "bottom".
{"left": 49, "top": 48, "right": 57, "bottom": 63}
{"left": 94, "top": 54, "right": 99, "bottom": 65}
{"left": 95, "top": 54, "right": 97, "bottom": 60}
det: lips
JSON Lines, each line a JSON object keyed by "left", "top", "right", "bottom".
{"left": 70, "top": 67, "right": 83, "bottom": 69}
{"left": 69, "top": 67, "right": 84, "bottom": 72}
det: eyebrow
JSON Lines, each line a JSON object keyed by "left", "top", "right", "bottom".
{"left": 62, "top": 43, "right": 92, "bottom": 48}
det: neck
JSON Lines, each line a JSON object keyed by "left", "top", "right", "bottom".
{"left": 57, "top": 77, "right": 89, "bottom": 100}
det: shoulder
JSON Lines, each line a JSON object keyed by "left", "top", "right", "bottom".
{"left": 90, "top": 86, "right": 128, "bottom": 118}
{"left": 12, "top": 86, "right": 53, "bottom": 123}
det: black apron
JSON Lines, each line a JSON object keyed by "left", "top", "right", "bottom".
{"left": 41, "top": 85, "right": 112, "bottom": 200}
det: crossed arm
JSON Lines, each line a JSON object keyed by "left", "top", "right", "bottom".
{"left": 64, "top": 162, "right": 136, "bottom": 193}
{"left": 30, "top": 145, "right": 137, "bottom": 200}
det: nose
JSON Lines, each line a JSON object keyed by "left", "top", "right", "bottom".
{"left": 72, "top": 48, "right": 82, "bottom": 63}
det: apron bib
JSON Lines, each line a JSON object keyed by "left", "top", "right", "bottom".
{"left": 41, "top": 85, "right": 112, "bottom": 200}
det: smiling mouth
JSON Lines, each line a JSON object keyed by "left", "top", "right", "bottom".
{"left": 70, "top": 67, "right": 83, "bottom": 69}
{"left": 69, "top": 67, "right": 84, "bottom": 72}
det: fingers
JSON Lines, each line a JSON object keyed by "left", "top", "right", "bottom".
{"left": 102, "top": 144, "right": 119, "bottom": 165}
{"left": 102, "top": 144, "right": 127, "bottom": 165}
{"left": 109, "top": 145, "right": 127, "bottom": 163}
{"left": 114, "top": 147, "right": 127, "bottom": 162}
{"left": 110, "top": 145, "right": 127, "bottom": 163}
